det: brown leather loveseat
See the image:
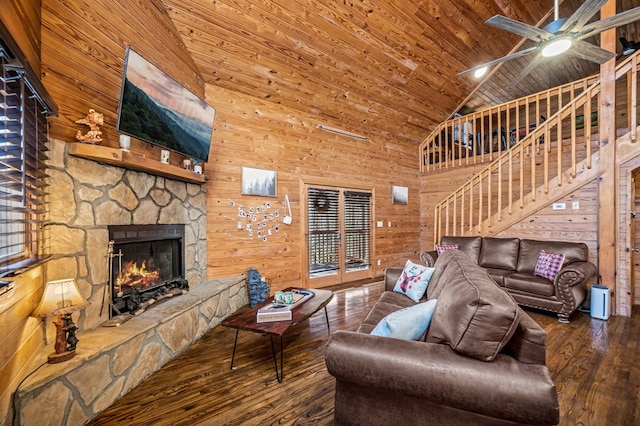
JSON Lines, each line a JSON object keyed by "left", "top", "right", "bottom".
{"left": 421, "top": 236, "right": 596, "bottom": 322}
{"left": 325, "top": 250, "right": 559, "bottom": 425}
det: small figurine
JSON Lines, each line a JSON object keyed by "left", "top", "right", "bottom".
{"left": 53, "top": 316, "right": 68, "bottom": 354}
{"left": 75, "top": 109, "right": 104, "bottom": 144}
{"left": 63, "top": 315, "right": 79, "bottom": 352}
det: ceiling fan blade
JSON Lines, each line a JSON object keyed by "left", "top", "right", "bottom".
{"left": 578, "top": 7, "right": 640, "bottom": 39}
{"left": 485, "top": 15, "right": 552, "bottom": 42}
{"left": 560, "top": 0, "right": 608, "bottom": 32}
{"left": 506, "top": 54, "right": 545, "bottom": 90}
{"left": 570, "top": 40, "right": 616, "bottom": 64}
{"left": 458, "top": 47, "right": 538, "bottom": 77}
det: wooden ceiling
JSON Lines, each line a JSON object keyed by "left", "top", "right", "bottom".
{"left": 160, "top": 0, "right": 640, "bottom": 145}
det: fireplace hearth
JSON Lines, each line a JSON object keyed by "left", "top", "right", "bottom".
{"left": 108, "top": 224, "right": 188, "bottom": 316}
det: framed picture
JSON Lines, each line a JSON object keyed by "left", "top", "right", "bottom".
{"left": 392, "top": 185, "right": 408, "bottom": 205}
{"left": 242, "top": 167, "right": 277, "bottom": 197}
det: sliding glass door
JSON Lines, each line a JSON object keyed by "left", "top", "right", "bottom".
{"left": 305, "top": 185, "right": 372, "bottom": 287}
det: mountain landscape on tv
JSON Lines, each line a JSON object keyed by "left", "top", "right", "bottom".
{"left": 118, "top": 79, "right": 213, "bottom": 162}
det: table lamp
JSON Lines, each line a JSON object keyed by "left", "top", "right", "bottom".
{"left": 32, "top": 278, "right": 90, "bottom": 363}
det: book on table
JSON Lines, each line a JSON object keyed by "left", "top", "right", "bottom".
{"left": 256, "top": 304, "right": 292, "bottom": 323}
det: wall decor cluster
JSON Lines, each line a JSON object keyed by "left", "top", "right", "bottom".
{"left": 229, "top": 199, "right": 281, "bottom": 242}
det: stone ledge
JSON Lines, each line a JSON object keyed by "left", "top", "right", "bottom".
{"left": 16, "top": 276, "right": 246, "bottom": 426}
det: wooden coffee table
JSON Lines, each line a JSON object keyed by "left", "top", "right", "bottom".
{"left": 221, "top": 287, "right": 333, "bottom": 382}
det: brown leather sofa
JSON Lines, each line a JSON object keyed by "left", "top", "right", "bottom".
{"left": 325, "top": 250, "right": 559, "bottom": 426}
{"left": 421, "top": 236, "right": 596, "bottom": 323}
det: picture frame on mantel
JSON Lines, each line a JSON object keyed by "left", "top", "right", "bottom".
{"left": 392, "top": 185, "right": 408, "bottom": 205}
{"left": 242, "top": 167, "right": 277, "bottom": 197}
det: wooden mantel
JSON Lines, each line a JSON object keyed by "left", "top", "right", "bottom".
{"left": 68, "top": 143, "right": 207, "bottom": 184}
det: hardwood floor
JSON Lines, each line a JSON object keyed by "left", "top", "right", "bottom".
{"left": 88, "top": 282, "right": 640, "bottom": 426}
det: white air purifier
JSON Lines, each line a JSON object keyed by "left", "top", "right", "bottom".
{"left": 590, "top": 285, "right": 611, "bottom": 320}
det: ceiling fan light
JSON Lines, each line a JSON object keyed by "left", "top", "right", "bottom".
{"left": 473, "top": 66, "right": 488, "bottom": 79}
{"left": 541, "top": 36, "right": 573, "bottom": 57}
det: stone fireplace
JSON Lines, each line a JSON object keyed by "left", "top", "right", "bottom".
{"left": 13, "top": 140, "right": 247, "bottom": 426}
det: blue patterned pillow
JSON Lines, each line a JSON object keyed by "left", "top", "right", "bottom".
{"left": 393, "top": 260, "right": 435, "bottom": 302}
{"left": 371, "top": 299, "right": 438, "bottom": 340}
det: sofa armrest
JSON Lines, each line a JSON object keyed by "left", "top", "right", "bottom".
{"left": 383, "top": 267, "right": 402, "bottom": 291}
{"left": 420, "top": 250, "right": 438, "bottom": 267}
{"left": 554, "top": 261, "right": 596, "bottom": 288}
{"left": 325, "top": 330, "right": 559, "bottom": 425}
{"left": 553, "top": 261, "right": 595, "bottom": 320}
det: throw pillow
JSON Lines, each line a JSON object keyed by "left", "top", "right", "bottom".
{"left": 534, "top": 250, "right": 565, "bottom": 280}
{"left": 436, "top": 244, "right": 459, "bottom": 255}
{"left": 393, "top": 260, "right": 436, "bottom": 302}
{"left": 371, "top": 299, "right": 438, "bottom": 340}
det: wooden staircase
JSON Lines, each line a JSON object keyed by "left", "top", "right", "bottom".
{"left": 425, "top": 51, "right": 640, "bottom": 244}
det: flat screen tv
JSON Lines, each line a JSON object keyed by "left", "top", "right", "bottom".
{"left": 116, "top": 47, "right": 215, "bottom": 162}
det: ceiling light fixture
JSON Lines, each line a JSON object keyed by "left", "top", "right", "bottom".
{"left": 540, "top": 35, "right": 573, "bottom": 57}
{"left": 473, "top": 66, "right": 488, "bottom": 79}
{"left": 317, "top": 124, "right": 369, "bottom": 141}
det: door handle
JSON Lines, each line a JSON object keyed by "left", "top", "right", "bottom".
{"left": 632, "top": 248, "right": 640, "bottom": 253}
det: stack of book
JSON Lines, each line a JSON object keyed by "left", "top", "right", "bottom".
{"left": 256, "top": 304, "right": 292, "bottom": 323}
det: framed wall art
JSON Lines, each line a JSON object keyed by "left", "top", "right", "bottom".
{"left": 242, "top": 167, "right": 277, "bottom": 197}
{"left": 392, "top": 185, "right": 408, "bottom": 205}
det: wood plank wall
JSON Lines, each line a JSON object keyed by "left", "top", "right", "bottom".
{"left": 35, "top": 0, "right": 421, "bottom": 291}
{"left": 40, "top": 0, "right": 203, "bottom": 160}
{"left": 497, "top": 181, "right": 599, "bottom": 266}
{"left": 616, "top": 152, "right": 640, "bottom": 316}
{"left": 205, "top": 83, "right": 420, "bottom": 289}
{"left": 0, "top": 0, "right": 41, "bottom": 76}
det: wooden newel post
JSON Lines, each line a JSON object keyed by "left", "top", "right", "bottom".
{"left": 597, "top": 0, "right": 617, "bottom": 314}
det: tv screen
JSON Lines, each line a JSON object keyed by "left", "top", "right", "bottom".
{"left": 116, "top": 47, "right": 215, "bottom": 162}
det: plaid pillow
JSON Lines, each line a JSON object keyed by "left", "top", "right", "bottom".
{"left": 436, "top": 244, "right": 459, "bottom": 255}
{"left": 534, "top": 250, "right": 565, "bottom": 280}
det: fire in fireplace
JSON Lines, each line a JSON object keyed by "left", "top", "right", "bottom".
{"left": 108, "top": 224, "right": 188, "bottom": 316}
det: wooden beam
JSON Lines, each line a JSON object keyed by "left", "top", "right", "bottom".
{"left": 598, "top": 0, "right": 617, "bottom": 313}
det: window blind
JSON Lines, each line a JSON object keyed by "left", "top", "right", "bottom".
{"left": 307, "top": 188, "right": 340, "bottom": 275}
{"left": 344, "top": 191, "right": 371, "bottom": 271}
{"left": 0, "top": 41, "right": 51, "bottom": 282}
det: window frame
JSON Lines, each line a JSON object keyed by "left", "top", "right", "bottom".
{"left": 0, "top": 28, "right": 57, "bottom": 294}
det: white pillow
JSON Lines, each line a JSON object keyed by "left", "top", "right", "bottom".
{"left": 393, "top": 260, "right": 435, "bottom": 302}
{"left": 371, "top": 299, "right": 438, "bottom": 340}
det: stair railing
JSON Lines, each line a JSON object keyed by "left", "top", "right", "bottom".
{"left": 433, "top": 51, "right": 640, "bottom": 245}
{"left": 420, "top": 75, "right": 600, "bottom": 172}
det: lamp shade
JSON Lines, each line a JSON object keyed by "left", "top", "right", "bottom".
{"left": 32, "top": 278, "right": 90, "bottom": 318}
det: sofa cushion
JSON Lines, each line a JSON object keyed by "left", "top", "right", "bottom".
{"left": 478, "top": 237, "right": 520, "bottom": 270}
{"left": 393, "top": 260, "right": 435, "bottom": 302}
{"left": 484, "top": 268, "right": 511, "bottom": 287}
{"left": 504, "top": 273, "right": 556, "bottom": 297}
{"left": 425, "top": 249, "right": 459, "bottom": 300}
{"left": 501, "top": 310, "right": 548, "bottom": 365}
{"left": 534, "top": 250, "right": 565, "bottom": 280}
{"left": 357, "top": 292, "right": 417, "bottom": 333}
{"left": 370, "top": 299, "right": 437, "bottom": 340}
{"left": 440, "top": 236, "right": 482, "bottom": 263}
{"left": 517, "top": 239, "right": 588, "bottom": 273}
{"left": 426, "top": 250, "right": 520, "bottom": 361}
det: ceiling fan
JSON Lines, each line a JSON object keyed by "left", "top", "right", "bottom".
{"left": 459, "top": 0, "right": 640, "bottom": 83}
